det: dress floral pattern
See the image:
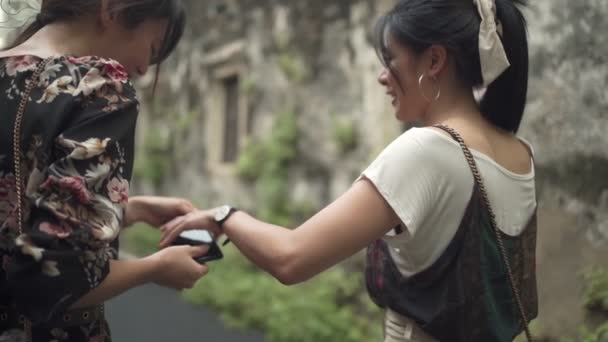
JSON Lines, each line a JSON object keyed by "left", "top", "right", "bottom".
{"left": 0, "top": 55, "right": 139, "bottom": 341}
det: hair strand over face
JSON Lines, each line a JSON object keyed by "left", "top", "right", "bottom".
{"left": 4, "top": 0, "right": 186, "bottom": 88}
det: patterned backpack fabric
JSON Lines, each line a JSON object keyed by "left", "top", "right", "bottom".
{"left": 365, "top": 125, "right": 538, "bottom": 341}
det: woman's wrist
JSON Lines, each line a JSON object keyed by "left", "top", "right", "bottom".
{"left": 222, "top": 210, "right": 244, "bottom": 234}
{"left": 124, "top": 196, "right": 143, "bottom": 227}
{"left": 139, "top": 253, "right": 163, "bottom": 285}
{"left": 221, "top": 210, "right": 248, "bottom": 244}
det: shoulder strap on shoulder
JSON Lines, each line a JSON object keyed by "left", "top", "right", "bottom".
{"left": 432, "top": 124, "right": 534, "bottom": 342}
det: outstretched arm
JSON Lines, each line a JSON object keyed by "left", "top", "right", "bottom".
{"left": 160, "top": 178, "right": 400, "bottom": 285}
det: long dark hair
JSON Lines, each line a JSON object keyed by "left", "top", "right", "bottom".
{"left": 6, "top": 0, "right": 185, "bottom": 67}
{"left": 375, "top": 0, "right": 529, "bottom": 133}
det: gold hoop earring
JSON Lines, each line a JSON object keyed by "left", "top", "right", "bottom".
{"left": 418, "top": 74, "right": 441, "bottom": 102}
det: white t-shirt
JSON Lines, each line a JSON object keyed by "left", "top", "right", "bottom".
{"left": 360, "top": 127, "right": 537, "bottom": 277}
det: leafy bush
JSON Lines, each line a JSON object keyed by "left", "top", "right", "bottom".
{"left": 183, "top": 246, "right": 382, "bottom": 342}
{"left": 332, "top": 117, "right": 358, "bottom": 153}
{"left": 122, "top": 225, "right": 383, "bottom": 342}
{"left": 119, "top": 224, "right": 161, "bottom": 256}
{"left": 126, "top": 111, "right": 383, "bottom": 341}
{"left": 578, "top": 322, "right": 608, "bottom": 342}
{"left": 236, "top": 111, "right": 302, "bottom": 226}
{"left": 278, "top": 53, "right": 307, "bottom": 83}
{"left": 133, "top": 127, "right": 172, "bottom": 187}
{"left": 583, "top": 267, "right": 608, "bottom": 313}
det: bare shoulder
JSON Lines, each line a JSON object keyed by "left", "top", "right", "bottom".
{"left": 427, "top": 123, "right": 533, "bottom": 175}
{"left": 491, "top": 130, "right": 534, "bottom": 174}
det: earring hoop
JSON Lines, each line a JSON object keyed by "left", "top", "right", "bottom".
{"left": 418, "top": 74, "right": 441, "bottom": 102}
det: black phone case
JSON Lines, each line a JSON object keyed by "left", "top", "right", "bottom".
{"left": 171, "top": 234, "right": 224, "bottom": 263}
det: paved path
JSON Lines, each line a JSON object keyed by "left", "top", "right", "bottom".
{"left": 106, "top": 282, "right": 265, "bottom": 342}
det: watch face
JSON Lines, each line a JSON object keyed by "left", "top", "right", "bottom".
{"left": 215, "top": 205, "right": 231, "bottom": 222}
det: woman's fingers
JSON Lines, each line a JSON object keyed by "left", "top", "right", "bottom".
{"left": 159, "top": 214, "right": 199, "bottom": 248}
{"left": 158, "top": 210, "right": 220, "bottom": 248}
{"left": 189, "top": 245, "right": 208, "bottom": 257}
{"left": 159, "top": 224, "right": 182, "bottom": 248}
{"left": 159, "top": 213, "right": 195, "bottom": 246}
{"left": 161, "top": 214, "right": 187, "bottom": 232}
{"left": 159, "top": 222, "right": 181, "bottom": 248}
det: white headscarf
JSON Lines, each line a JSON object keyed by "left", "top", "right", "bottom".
{"left": 474, "top": 0, "right": 511, "bottom": 87}
{"left": 0, "top": 0, "right": 42, "bottom": 45}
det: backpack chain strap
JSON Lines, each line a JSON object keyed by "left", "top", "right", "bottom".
{"left": 12, "top": 56, "right": 50, "bottom": 342}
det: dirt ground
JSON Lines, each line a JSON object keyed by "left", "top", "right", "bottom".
{"left": 535, "top": 206, "right": 608, "bottom": 338}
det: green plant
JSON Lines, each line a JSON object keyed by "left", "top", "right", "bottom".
{"left": 119, "top": 223, "right": 161, "bottom": 256}
{"left": 236, "top": 110, "right": 300, "bottom": 226}
{"left": 175, "top": 110, "right": 199, "bottom": 133}
{"left": 236, "top": 142, "right": 266, "bottom": 181}
{"left": 278, "top": 53, "right": 307, "bottom": 83}
{"left": 583, "top": 267, "right": 608, "bottom": 313}
{"left": 579, "top": 322, "right": 608, "bottom": 342}
{"left": 332, "top": 116, "right": 358, "bottom": 153}
{"left": 133, "top": 127, "right": 172, "bottom": 186}
{"left": 240, "top": 76, "right": 257, "bottom": 95}
{"left": 183, "top": 246, "right": 383, "bottom": 342}
{"left": 120, "top": 225, "right": 383, "bottom": 342}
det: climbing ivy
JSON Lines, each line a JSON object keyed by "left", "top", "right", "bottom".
{"left": 332, "top": 115, "right": 358, "bottom": 154}
{"left": 278, "top": 52, "right": 308, "bottom": 83}
{"left": 184, "top": 247, "right": 383, "bottom": 342}
{"left": 122, "top": 224, "right": 383, "bottom": 342}
{"left": 578, "top": 323, "right": 608, "bottom": 342}
{"left": 133, "top": 126, "right": 172, "bottom": 186}
{"left": 583, "top": 267, "right": 608, "bottom": 313}
{"left": 236, "top": 110, "right": 308, "bottom": 226}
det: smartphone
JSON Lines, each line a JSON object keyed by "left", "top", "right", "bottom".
{"left": 171, "top": 230, "right": 223, "bottom": 263}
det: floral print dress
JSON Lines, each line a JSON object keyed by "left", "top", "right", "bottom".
{"left": 0, "top": 55, "right": 138, "bottom": 341}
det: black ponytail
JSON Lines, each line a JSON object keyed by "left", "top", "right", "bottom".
{"left": 480, "top": 0, "right": 529, "bottom": 133}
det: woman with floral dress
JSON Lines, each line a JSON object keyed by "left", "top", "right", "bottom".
{"left": 0, "top": 1, "right": 209, "bottom": 341}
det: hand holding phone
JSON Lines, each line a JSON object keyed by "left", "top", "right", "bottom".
{"left": 170, "top": 230, "right": 223, "bottom": 263}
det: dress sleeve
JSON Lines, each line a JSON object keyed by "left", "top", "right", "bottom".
{"left": 357, "top": 129, "right": 447, "bottom": 238}
{"left": 6, "top": 57, "right": 139, "bottom": 324}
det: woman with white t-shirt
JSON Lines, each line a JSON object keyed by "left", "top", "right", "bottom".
{"left": 160, "top": 0, "right": 538, "bottom": 340}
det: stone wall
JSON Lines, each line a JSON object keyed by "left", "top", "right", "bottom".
{"left": 523, "top": 0, "right": 608, "bottom": 244}
{"left": 135, "top": 0, "right": 607, "bottom": 245}
{"left": 133, "top": 0, "right": 399, "bottom": 211}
